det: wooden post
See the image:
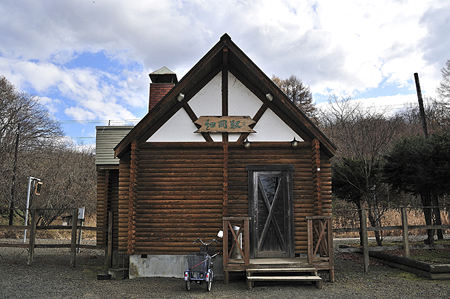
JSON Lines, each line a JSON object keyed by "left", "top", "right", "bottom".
{"left": 361, "top": 209, "right": 369, "bottom": 273}
{"left": 327, "top": 217, "right": 335, "bottom": 282}
{"left": 27, "top": 209, "right": 37, "bottom": 265}
{"left": 307, "top": 218, "right": 313, "bottom": 265}
{"left": 244, "top": 218, "right": 250, "bottom": 267}
{"left": 401, "top": 207, "right": 410, "bottom": 258}
{"left": 414, "top": 73, "right": 428, "bottom": 138}
{"left": 70, "top": 208, "right": 78, "bottom": 268}
{"left": 107, "top": 210, "right": 113, "bottom": 268}
{"left": 222, "top": 218, "right": 229, "bottom": 284}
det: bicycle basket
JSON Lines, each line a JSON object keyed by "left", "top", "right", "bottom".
{"left": 188, "top": 253, "right": 210, "bottom": 271}
{"left": 200, "top": 244, "right": 216, "bottom": 256}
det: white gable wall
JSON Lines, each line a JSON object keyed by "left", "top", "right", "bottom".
{"left": 188, "top": 72, "right": 222, "bottom": 116}
{"left": 228, "top": 72, "right": 262, "bottom": 116}
{"left": 147, "top": 108, "right": 205, "bottom": 142}
{"left": 147, "top": 72, "right": 303, "bottom": 143}
{"left": 250, "top": 108, "right": 302, "bottom": 142}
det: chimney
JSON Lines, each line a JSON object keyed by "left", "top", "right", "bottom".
{"left": 149, "top": 66, "right": 178, "bottom": 110}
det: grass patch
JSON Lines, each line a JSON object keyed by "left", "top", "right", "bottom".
{"left": 394, "top": 271, "right": 424, "bottom": 281}
{"left": 409, "top": 249, "right": 450, "bottom": 264}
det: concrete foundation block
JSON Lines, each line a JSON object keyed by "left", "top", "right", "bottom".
{"left": 129, "top": 254, "right": 223, "bottom": 279}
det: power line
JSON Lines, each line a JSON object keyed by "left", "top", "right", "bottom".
{"left": 59, "top": 119, "right": 141, "bottom": 124}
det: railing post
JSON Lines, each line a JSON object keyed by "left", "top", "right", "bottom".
{"left": 107, "top": 210, "right": 113, "bottom": 268}
{"left": 307, "top": 218, "right": 313, "bottom": 265}
{"left": 328, "top": 217, "right": 335, "bottom": 282}
{"left": 244, "top": 218, "right": 249, "bottom": 266}
{"left": 401, "top": 207, "right": 410, "bottom": 258}
{"left": 222, "top": 218, "right": 229, "bottom": 284}
{"left": 70, "top": 208, "right": 78, "bottom": 268}
{"left": 361, "top": 209, "right": 369, "bottom": 273}
{"left": 27, "top": 209, "right": 37, "bottom": 265}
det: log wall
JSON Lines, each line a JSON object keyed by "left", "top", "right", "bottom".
{"left": 118, "top": 156, "right": 131, "bottom": 253}
{"left": 96, "top": 168, "right": 119, "bottom": 247}
{"left": 132, "top": 144, "right": 224, "bottom": 254}
{"left": 117, "top": 142, "right": 332, "bottom": 254}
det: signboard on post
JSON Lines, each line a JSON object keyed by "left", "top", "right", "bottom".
{"left": 195, "top": 116, "right": 256, "bottom": 133}
{"left": 35, "top": 181, "right": 43, "bottom": 195}
{"left": 78, "top": 207, "right": 85, "bottom": 220}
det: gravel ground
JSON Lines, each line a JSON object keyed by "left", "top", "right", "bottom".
{"left": 1, "top": 238, "right": 450, "bottom": 299}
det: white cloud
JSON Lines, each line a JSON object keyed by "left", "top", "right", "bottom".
{"left": 316, "top": 94, "right": 422, "bottom": 117}
{"left": 0, "top": 0, "right": 447, "bottom": 130}
{"left": 37, "top": 96, "right": 61, "bottom": 114}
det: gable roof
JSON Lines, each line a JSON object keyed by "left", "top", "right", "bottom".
{"left": 115, "top": 33, "right": 336, "bottom": 157}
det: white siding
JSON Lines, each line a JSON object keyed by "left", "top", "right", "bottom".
{"left": 96, "top": 126, "right": 133, "bottom": 165}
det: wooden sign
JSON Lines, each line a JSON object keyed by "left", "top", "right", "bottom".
{"left": 195, "top": 116, "right": 256, "bottom": 133}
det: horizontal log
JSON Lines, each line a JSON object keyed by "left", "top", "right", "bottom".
{"left": 136, "top": 190, "right": 223, "bottom": 196}
{"left": 136, "top": 195, "right": 223, "bottom": 200}
{"left": 228, "top": 156, "right": 312, "bottom": 162}
{"left": 136, "top": 227, "right": 222, "bottom": 234}
{"left": 0, "top": 225, "right": 29, "bottom": 230}
{"left": 136, "top": 211, "right": 223, "bottom": 217}
{"left": 34, "top": 244, "right": 71, "bottom": 249}
{"left": 136, "top": 204, "right": 222, "bottom": 210}
{"left": 140, "top": 142, "right": 312, "bottom": 149}
{"left": 139, "top": 163, "right": 223, "bottom": 169}
{"left": 137, "top": 199, "right": 223, "bottom": 205}
{"left": 135, "top": 237, "right": 223, "bottom": 243}
{"left": 137, "top": 185, "right": 224, "bottom": 191}
{"left": 135, "top": 218, "right": 223, "bottom": 224}
{"left": 137, "top": 176, "right": 223, "bottom": 182}
{"left": 139, "top": 169, "right": 223, "bottom": 175}
{"left": 140, "top": 154, "right": 222, "bottom": 160}
{"left": 135, "top": 218, "right": 223, "bottom": 225}
{"left": 0, "top": 243, "right": 30, "bottom": 248}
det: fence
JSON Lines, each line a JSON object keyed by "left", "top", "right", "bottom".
{"left": 334, "top": 207, "right": 450, "bottom": 272}
{"left": 0, "top": 209, "right": 113, "bottom": 268}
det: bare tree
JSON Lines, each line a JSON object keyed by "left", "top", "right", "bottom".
{"left": 25, "top": 142, "right": 97, "bottom": 225}
{"left": 321, "top": 96, "right": 405, "bottom": 245}
{"left": 437, "top": 59, "right": 450, "bottom": 100}
{"left": 272, "top": 75, "right": 318, "bottom": 123}
{"left": 401, "top": 97, "right": 450, "bottom": 134}
{"left": 0, "top": 76, "right": 63, "bottom": 224}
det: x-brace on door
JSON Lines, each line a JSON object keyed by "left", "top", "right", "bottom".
{"left": 247, "top": 165, "right": 294, "bottom": 258}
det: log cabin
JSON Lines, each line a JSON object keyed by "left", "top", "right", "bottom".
{"left": 96, "top": 34, "right": 336, "bottom": 285}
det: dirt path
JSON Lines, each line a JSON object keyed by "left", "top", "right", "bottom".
{"left": 1, "top": 239, "right": 450, "bottom": 298}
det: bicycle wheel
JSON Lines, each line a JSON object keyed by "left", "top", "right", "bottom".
{"left": 206, "top": 271, "right": 213, "bottom": 292}
{"left": 186, "top": 280, "right": 191, "bottom": 291}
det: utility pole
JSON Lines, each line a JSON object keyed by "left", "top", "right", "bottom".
{"left": 9, "top": 125, "right": 20, "bottom": 225}
{"left": 23, "top": 177, "right": 41, "bottom": 242}
{"left": 414, "top": 73, "right": 443, "bottom": 239}
{"left": 414, "top": 73, "right": 429, "bottom": 138}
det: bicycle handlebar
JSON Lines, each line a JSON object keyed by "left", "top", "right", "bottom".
{"left": 192, "top": 238, "right": 219, "bottom": 245}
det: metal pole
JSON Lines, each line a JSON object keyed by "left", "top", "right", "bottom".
{"left": 23, "top": 177, "right": 40, "bottom": 243}
{"left": 23, "top": 177, "right": 33, "bottom": 243}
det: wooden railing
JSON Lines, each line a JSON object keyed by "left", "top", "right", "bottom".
{"left": 306, "top": 216, "right": 334, "bottom": 271}
{"left": 222, "top": 217, "right": 250, "bottom": 268}
{"left": 334, "top": 207, "right": 450, "bottom": 273}
{"left": 0, "top": 209, "right": 112, "bottom": 268}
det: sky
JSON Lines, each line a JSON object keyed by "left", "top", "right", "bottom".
{"left": 0, "top": 0, "right": 449, "bottom": 146}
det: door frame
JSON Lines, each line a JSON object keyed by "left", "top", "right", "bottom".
{"left": 246, "top": 165, "right": 295, "bottom": 258}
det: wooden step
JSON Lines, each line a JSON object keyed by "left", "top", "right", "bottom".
{"left": 246, "top": 268, "right": 323, "bottom": 290}
{"left": 247, "top": 267, "right": 318, "bottom": 274}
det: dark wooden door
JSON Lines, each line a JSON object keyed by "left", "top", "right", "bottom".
{"left": 247, "top": 165, "right": 294, "bottom": 258}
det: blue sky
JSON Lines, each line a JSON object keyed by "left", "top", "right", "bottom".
{"left": 0, "top": 0, "right": 449, "bottom": 146}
